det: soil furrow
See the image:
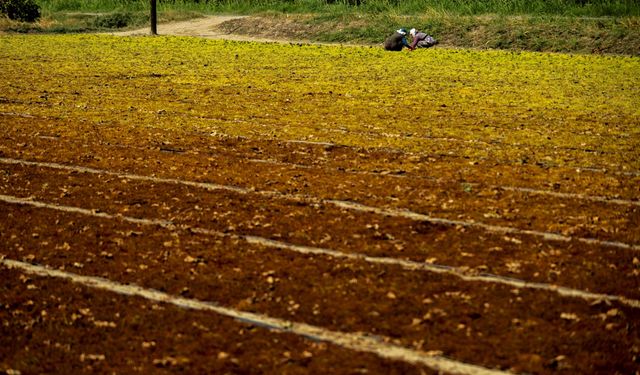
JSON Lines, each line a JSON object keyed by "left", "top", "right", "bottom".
{"left": 1, "top": 268, "right": 431, "bottom": 375}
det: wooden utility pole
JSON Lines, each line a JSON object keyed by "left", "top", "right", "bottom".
{"left": 150, "top": 0, "right": 157, "bottom": 35}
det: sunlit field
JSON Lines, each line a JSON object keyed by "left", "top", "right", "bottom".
{"left": 1, "top": 34, "right": 639, "bottom": 374}
{"left": 2, "top": 34, "right": 638, "bottom": 168}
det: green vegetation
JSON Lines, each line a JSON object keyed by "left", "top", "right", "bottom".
{"left": 385, "top": 0, "right": 639, "bottom": 17}
{"left": 301, "top": 13, "right": 639, "bottom": 54}
{"left": 1, "top": 0, "right": 638, "bottom": 54}
{"left": 33, "top": 0, "right": 640, "bottom": 17}
{"left": 0, "top": 0, "right": 41, "bottom": 21}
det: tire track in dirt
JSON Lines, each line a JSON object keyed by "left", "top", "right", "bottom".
{"left": 246, "top": 157, "right": 640, "bottom": 206}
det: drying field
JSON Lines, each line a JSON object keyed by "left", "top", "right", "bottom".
{"left": 1, "top": 35, "right": 639, "bottom": 374}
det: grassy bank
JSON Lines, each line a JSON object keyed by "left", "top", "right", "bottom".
{"left": 34, "top": 0, "right": 640, "bottom": 17}
{"left": 1, "top": 0, "right": 638, "bottom": 54}
{"left": 223, "top": 12, "right": 638, "bottom": 55}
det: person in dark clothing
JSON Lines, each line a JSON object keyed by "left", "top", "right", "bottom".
{"left": 383, "top": 28, "right": 411, "bottom": 51}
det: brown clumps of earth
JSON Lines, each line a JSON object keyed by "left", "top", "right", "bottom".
{"left": 1, "top": 113, "right": 639, "bottom": 374}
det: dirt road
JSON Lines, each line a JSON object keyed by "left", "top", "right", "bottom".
{"left": 112, "top": 15, "right": 289, "bottom": 43}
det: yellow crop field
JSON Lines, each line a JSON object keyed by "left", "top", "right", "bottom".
{"left": 1, "top": 34, "right": 638, "bottom": 170}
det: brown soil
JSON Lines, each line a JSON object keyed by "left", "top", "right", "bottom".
{"left": 1, "top": 112, "right": 639, "bottom": 374}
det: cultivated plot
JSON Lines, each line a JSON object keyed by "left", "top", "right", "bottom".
{"left": 1, "top": 35, "right": 639, "bottom": 374}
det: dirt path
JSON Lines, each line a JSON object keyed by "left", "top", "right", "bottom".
{"left": 110, "top": 14, "right": 362, "bottom": 46}
{"left": 111, "top": 15, "right": 289, "bottom": 43}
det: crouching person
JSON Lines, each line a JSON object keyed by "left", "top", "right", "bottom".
{"left": 409, "top": 28, "right": 438, "bottom": 50}
{"left": 383, "top": 28, "right": 411, "bottom": 51}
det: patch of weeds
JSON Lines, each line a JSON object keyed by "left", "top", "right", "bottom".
{"left": 93, "top": 12, "right": 133, "bottom": 29}
{"left": 0, "top": 15, "right": 41, "bottom": 32}
{"left": 531, "top": 36, "right": 550, "bottom": 51}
